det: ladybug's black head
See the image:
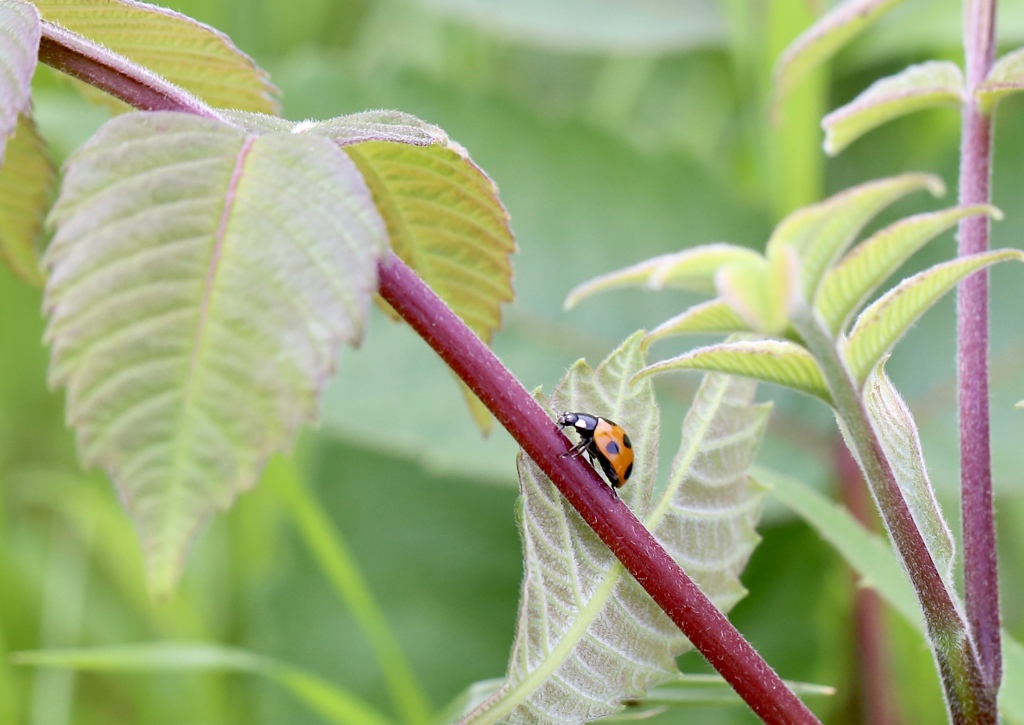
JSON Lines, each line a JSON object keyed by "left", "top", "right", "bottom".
{"left": 556, "top": 412, "right": 579, "bottom": 427}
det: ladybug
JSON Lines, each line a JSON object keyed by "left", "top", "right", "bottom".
{"left": 557, "top": 412, "right": 634, "bottom": 489}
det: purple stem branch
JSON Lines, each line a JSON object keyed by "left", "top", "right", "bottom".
{"left": 958, "top": 0, "right": 1001, "bottom": 696}
{"left": 377, "top": 256, "right": 817, "bottom": 724}
{"left": 37, "top": 18, "right": 820, "bottom": 724}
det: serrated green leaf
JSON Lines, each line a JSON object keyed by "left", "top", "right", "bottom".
{"left": 343, "top": 136, "right": 514, "bottom": 433}
{"left": 816, "top": 204, "right": 998, "bottom": 335}
{"left": 844, "top": 250, "right": 1024, "bottom": 386}
{"left": 563, "top": 244, "right": 761, "bottom": 309}
{"left": 645, "top": 373, "right": 769, "bottom": 612}
{"left": 764, "top": 466, "right": 1024, "bottom": 725}
{"left": 766, "top": 173, "right": 945, "bottom": 300}
{"left": 977, "top": 45, "right": 1024, "bottom": 113}
{"left": 35, "top": 0, "right": 278, "bottom": 113}
{"left": 0, "top": 0, "right": 39, "bottom": 151}
{"left": 860, "top": 367, "right": 955, "bottom": 585}
{"left": 772, "top": 0, "right": 905, "bottom": 111}
{"left": 0, "top": 114, "right": 55, "bottom": 285}
{"left": 715, "top": 245, "right": 796, "bottom": 335}
{"left": 636, "top": 339, "right": 830, "bottom": 404}
{"left": 644, "top": 299, "right": 751, "bottom": 346}
{"left": 467, "top": 337, "right": 768, "bottom": 723}
{"left": 44, "top": 111, "right": 388, "bottom": 594}
{"left": 823, "top": 61, "right": 964, "bottom": 155}
{"left": 11, "top": 643, "right": 393, "bottom": 725}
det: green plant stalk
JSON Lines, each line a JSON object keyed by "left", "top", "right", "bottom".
{"left": 268, "top": 458, "right": 431, "bottom": 725}
{"left": 791, "top": 305, "right": 990, "bottom": 723}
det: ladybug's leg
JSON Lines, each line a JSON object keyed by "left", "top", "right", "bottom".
{"left": 560, "top": 438, "right": 590, "bottom": 459}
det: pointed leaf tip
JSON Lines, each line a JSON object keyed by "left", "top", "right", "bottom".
{"left": 816, "top": 204, "right": 1000, "bottom": 334}
{"left": 564, "top": 244, "right": 761, "bottom": 309}
{"left": 773, "top": 0, "right": 905, "bottom": 113}
{"left": 45, "top": 112, "right": 388, "bottom": 593}
{"left": 845, "top": 249, "right": 1024, "bottom": 386}
{"left": 823, "top": 61, "right": 964, "bottom": 155}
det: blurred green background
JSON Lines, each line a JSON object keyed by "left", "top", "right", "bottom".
{"left": 4, "top": 0, "right": 1024, "bottom": 722}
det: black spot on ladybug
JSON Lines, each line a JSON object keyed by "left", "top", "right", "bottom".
{"left": 605, "top": 440, "right": 620, "bottom": 455}
{"left": 621, "top": 433, "right": 632, "bottom": 449}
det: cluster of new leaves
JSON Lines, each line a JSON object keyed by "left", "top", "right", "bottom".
{"left": 461, "top": 335, "right": 770, "bottom": 724}
{"left": 566, "top": 172, "right": 1020, "bottom": 578}
{"left": 0, "top": 0, "right": 517, "bottom": 595}
{"left": 567, "top": 172, "right": 1018, "bottom": 404}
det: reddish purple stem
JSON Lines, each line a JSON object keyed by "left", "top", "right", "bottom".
{"left": 958, "top": 0, "right": 1001, "bottom": 696}
{"left": 35, "top": 19, "right": 819, "bottom": 722}
{"left": 377, "top": 254, "right": 819, "bottom": 724}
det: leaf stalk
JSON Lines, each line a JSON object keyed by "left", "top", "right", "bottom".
{"left": 791, "top": 305, "right": 990, "bottom": 723}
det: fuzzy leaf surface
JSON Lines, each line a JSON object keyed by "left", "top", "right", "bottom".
{"left": 564, "top": 244, "right": 761, "bottom": 309}
{"left": 0, "top": 114, "right": 55, "bottom": 285}
{"left": 766, "top": 173, "right": 944, "bottom": 301}
{"left": 0, "top": 0, "right": 39, "bottom": 154}
{"left": 770, "top": 173, "right": 942, "bottom": 303}
{"left": 859, "top": 368, "right": 955, "bottom": 585}
{"left": 644, "top": 299, "right": 751, "bottom": 346}
{"left": 822, "top": 62, "right": 964, "bottom": 155}
{"left": 469, "top": 336, "right": 768, "bottom": 723}
{"left": 977, "top": 45, "right": 1024, "bottom": 113}
{"left": 815, "top": 204, "right": 998, "bottom": 335}
{"left": 44, "top": 112, "right": 388, "bottom": 594}
{"left": 35, "top": 0, "right": 278, "bottom": 113}
{"left": 344, "top": 132, "right": 514, "bottom": 431}
{"left": 637, "top": 339, "right": 830, "bottom": 404}
{"left": 844, "top": 250, "right": 1024, "bottom": 386}
{"left": 772, "top": 0, "right": 905, "bottom": 110}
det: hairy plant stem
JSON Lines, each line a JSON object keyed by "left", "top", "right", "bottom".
{"left": 378, "top": 257, "right": 818, "bottom": 724}
{"left": 37, "top": 19, "right": 821, "bottom": 725}
{"left": 792, "top": 307, "right": 990, "bottom": 724}
{"left": 958, "top": 0, "right": 1001, "bottom": 697}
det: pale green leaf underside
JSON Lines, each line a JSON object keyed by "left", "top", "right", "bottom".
{"left": 772, "top": 0, "right": 906, "bottom": 110}
{"left": 715, "top": 246, "right": 796, "bottom": 335}
{"left": 0, "top": 114, "right": 55, "bottom": 285}
{"left": 644, "top": 299, "right": 751, "bottom": 345}
{"left": 12, "top": 643, "right": 391, "bottom": 725}
{"left": 764, "top": 467, "right": 1024, "bottom": 725}
{"left": 564, "top": 244, "right": 761, "bottom": 310}
{"left": 35, "top": 0, "right": 278, "bottom": 113}
{"left": 472, "top": 336, "right": 767, "bottom": 723}
{"left": 815, "top": 204, "right": 997, "bottom": 335}
{"left": 844, "top": 250, "right": 1024, "bottom": 386}
{"left": 44, "top": 111, "right": 387, "bottom": 594}
{"left": 823, "top": 61, "right": 964, "bottom": 155}
{"left": 637, "top": 339, "right": 830, "bottom": 404}
{"left": 767, "top": 173, "right": 944, "bottom": 300}
{"left": 0, "top": 0, "right": 39, "bottom": 155}
{"left": 345, "top": 136, "right": 514, "bottom": 432}
{"left": 977, "top": 45, "right": 1024, "bottom": 113}
{"left": 861, "top": 368, "right": 955, "bottom": 586}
